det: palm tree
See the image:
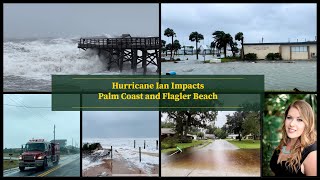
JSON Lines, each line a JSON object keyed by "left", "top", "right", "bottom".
{"left": 189, "top": 32, "right": 204, "bottom": 60}
{"left": 161, "top": 40, "right": 166, "bottom": 54}
{"left": 235, "top": 32, "right": 244, "bottom": 60}
{"left": 164, "top": 28, "right": 176, "bottom": 60}
{"left": 173, "top": 40, "right": 181, "bottom": 56}
{"left": 210, "top": 41, "right": 216, "bottom": 56}
{"left": 165, "top": 44, "right": 172, "bottom": 57}
{"left": 212, "top": 31, "right": 233, "bottom": 58}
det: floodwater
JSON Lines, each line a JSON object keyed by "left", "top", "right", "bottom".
{"left": 161, "top": 55, "right": 317, "bottom": 91}
{"left": 161, "top": 139, "right": 260, "bottom": 177}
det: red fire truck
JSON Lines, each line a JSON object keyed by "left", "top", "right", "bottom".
{"left": 18, "top": 139, "right": 60, "bottom": 171}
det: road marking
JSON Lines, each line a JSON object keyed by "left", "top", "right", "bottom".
{"left": 37, "top": 165, "right": 61, "bottom": 177}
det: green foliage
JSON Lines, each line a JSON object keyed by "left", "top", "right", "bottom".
{"left": 242, "top": 112, "right": 260, "bottom": 139}
{"left": 179, "top": 136, "right": 193, "bottom": 143}
{"left": 262, "top": 94, "right": 317, "bottom": 176}
{"left": 197, "top": 132, "right": 204, "bottom": 139}
{"left": 161, "top": 121, "right": 175, "bottom": 128}
{"left": 161, "top": 136, "right": 178, "bottom": 149}
{"left": 244, "top": 53, "right": 257, "bottom": 60}
{"left": 266, "top": 53, "right": 282, "bottom": 60}
{"left": 214, "top": 128, "right": 228, "bottom": 139}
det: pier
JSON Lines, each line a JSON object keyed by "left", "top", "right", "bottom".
{"left": 78, "top": 34, "right": 160, "bottom": 74}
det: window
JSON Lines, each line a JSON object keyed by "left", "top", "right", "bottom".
{"left": 291, "top": 46, "right": 307, "bottom": 52}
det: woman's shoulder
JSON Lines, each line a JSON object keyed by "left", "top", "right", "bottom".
{"left": 304, "top": 141, "right": 317, "bottom": 152}
{"left": 301, "top": 141, "right": 317, "bottom": 162}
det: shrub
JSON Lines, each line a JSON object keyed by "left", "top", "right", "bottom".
{"left": 266, "top": 53, "right": 274, "bottom": 60}
{"left": 161, "top": 136, "right": 178, "bottom": 149}
{"left": 179, "top": 136, "right": 193, "bottom": 143}
{"left": 266, "top": 53, "right": 282, "bottom": 60}
{"left": 244, "top": 53, "right": 257, "bottom": 61}
{"left": 274, "top": 53, "right": 282, "bottom": 60}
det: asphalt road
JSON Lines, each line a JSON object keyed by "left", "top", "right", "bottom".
{"left": 3, "top": 154, "right": 80, "bottom": 177}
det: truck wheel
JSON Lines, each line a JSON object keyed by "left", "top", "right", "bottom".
{"left": 42, "top": 158, "right": 48, "bottom": 170}
{"left": 19, "top": 167, "right": 25, "bottom": 171}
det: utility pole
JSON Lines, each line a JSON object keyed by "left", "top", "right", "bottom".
{"left": 54, "top": 124, "right": 55, "bottom": 144}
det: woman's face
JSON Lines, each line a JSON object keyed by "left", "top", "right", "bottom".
{"left": 285, "top": 107, "right": 306, "bottom": 140}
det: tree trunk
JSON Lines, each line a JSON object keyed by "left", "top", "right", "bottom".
{"left": 196, "top": 41, "right": 198, "bottom": 60}
{"left": 241, "top": 39, "right": 244, "bottom": 60}
{"left": 224, "top": 46, "right": 227, "bottom": 58}
{"left": 171, "top": 36, "right": 174, "bottom": 60}
{"left": 238, "top": 132, "right": 241, "bottom": 141}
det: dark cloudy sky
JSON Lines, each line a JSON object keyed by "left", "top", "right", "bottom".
{"left": 161, "top": 3, "right": 316, "bottom": 46}
{"left": 4, "top": 3, "right": 159, "bottom": 39}
{"left": 83, "top": 111, "right": 159, "bottom": 138}
{"left": 4, "top": 94, "right": 80, "bottom": 149}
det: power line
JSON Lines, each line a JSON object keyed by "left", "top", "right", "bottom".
{"left": 4, "top": 104, "right": 51, "bottom": 108}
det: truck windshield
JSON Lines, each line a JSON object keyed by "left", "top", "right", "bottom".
{"left": 25, "top": 143, "right": 45, "bottom": 152}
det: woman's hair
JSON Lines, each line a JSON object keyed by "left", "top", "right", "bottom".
{"left": 277, "top": 100, "right": 317, "bottom": 173}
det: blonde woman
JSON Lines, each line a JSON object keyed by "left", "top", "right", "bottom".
{"left": 270, "top": 100, "right": 317, "bottom": 176}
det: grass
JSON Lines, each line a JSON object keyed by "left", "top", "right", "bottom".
{"left": 221, "top": 58, "right": 238, "bottom": 63}
{"left": 161, "top": 139, "right": 212, "bottom": 153}
{"left": 3, "top": 152, "right": 20, "bottom": 158}
{"left": 226, "top": 139, "right": 260, "bottom": 149}
{"left": 3, "top": 160, "right": 19, "bottom": 170}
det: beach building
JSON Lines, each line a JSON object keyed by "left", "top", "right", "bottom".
{"left": 199, "top": 45, "right": 212, "bottom": 55}
{"left": 243, "top": 41, "right": 317, "bottom": 60}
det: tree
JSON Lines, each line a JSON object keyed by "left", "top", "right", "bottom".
{"left": 161, "top": 40, "right": 166, "bottom": 54}
{"left": 189, "top": 32, "right": 204, "bottom": 60}
{"left": 230, "top": 42, "right": 239, "bottom": 57}
{"left": 197, "top": 132, "right": 204, "bottom": 139}
{"left": 242, "top": 111, "right": 260, "bottom": 140}
{"left": 210, "top": 41, "right": 216, "bottom": 56}
{"left": 225, "top": 111, "right": 245, "bottom": 141}
{"left": 212, "top": 31, "right": 233, "bottom": 58}
{"left": 173, "top": 40, "right": 181, "bottom": 56}
{"left": 214, "top": 128, "right": 228, "bottom": 139}
{"left": 165, "top": 111, "right": 218, "bottom": 141}
{"left": 165, "top": 43, "right": 172, "bottom": 57}
{"left": 235, "top": 32, "right": 244, "bottom": 60}
{"left": 164, "top": 28, "right": 175, "bottom": 60}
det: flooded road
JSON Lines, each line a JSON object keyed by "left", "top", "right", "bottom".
{"left": 161, "top": 139, "right": 260, "bottom": 176}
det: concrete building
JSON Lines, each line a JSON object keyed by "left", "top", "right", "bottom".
{"left": 243, "top": 41, "right": 317, "bottom": 60}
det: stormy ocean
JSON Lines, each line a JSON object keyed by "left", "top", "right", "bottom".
{"left": 4, "top": 37, "right": 158, "bottom": 92}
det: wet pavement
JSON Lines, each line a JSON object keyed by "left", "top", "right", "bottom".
{"left": 161, "top": 139, "right": 260, "bottom": 177}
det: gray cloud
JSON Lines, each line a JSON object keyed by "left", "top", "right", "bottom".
{"left": 4, "top": 3, "right": 159, "bottom": 39}
{"left": 4, "top": 94, "right": 80, "bottom": 148}
{"left": 83, "top": 111, "right": 159, "bottom": 138}
{"left": 161, "top": 3, "right": 316, "bottom": 46}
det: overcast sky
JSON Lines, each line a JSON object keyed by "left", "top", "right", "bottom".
{"left": 4, "top": 94, "right": 80, "bottom": 149}
{"left": 162, "top": 3, "right": 317, "bottom": 46}
{"left": 161, "top": 111, "right": 235, "bottom": 128}
{"left": 83, "top": 111, "right": 159, "bottom": 138}
{"left": 4, "top": 3, "right": 159, "bottom": 39}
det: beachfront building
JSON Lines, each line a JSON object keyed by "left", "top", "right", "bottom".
{"left": 243, "top": 41, "right": 317, "bottom": 60}
{"left": 177, "top": 45, "right": 194, "bottom": 55}
{"left": 199, "top": 45, "right": 212, "bottom": 55}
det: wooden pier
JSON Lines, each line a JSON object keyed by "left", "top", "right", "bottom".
{"left": 78, "top": 35, "right": 160, "bottom": 74}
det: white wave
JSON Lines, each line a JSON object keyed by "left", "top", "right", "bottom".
{"left": 83, "top": 138, "right": 159, "bottom": 174}
{"left": 4, "top": 37, "right": 158, "bottom": 81}
{"left": 4, "top": 38, "right": 108, "bottom": 80}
